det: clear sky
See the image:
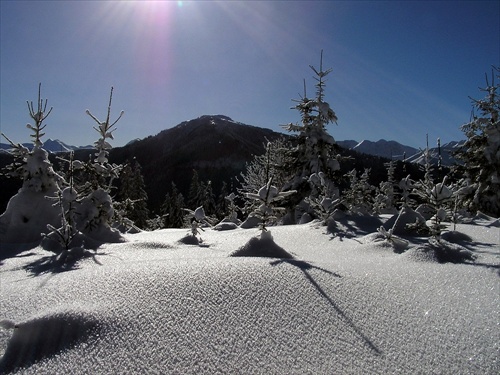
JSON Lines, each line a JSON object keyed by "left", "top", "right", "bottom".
{"left": 1, "top": 1, "right": 499, "bottom": 149}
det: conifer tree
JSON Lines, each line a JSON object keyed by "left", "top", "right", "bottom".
{"left": 281, "top": 51, "right": 342, "bottom": 221}
{"left": 1, "top": 83, "right": 63, "bottom": 194}
{"left": 343, "top": 168, "right": 374, "bottom": 215}
{"left": 0, "top": 84, "right": 65, "bottom": 244}
{"left": 453, "top": 67, "right": 500, "bottom": 216}
{"left": 216, "top": 181, "right": 229, "bottom": 219}
{"left": 162, "top": 182, "right": 185, "bottom": 228}
{"left": 373, "top": 160, "right": 398, "bottom": 214}
{"left": 188, "top": 170, "right": 202, "bottom": 209}
{"left": 202, "top": 180, "right": 216, "bottom": 217}
{"left": 246, "top": 177, "right": 295, "bottom": 232}
{"left": 118, "top": 159, "right": 150, "bottom": 229}
{"left": 239, "top": 139, "right": 291, "bottom": 216}
{"left": 77, "top": 87, "right": 124, "bottom": 235}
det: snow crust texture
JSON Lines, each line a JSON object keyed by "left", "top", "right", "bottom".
{"left": 0, "top": 222, "right": 499, "bottom": 374}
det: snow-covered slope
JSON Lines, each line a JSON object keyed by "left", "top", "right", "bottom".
{"left": 1, "top": 218, "right": 498, "bottom": 374}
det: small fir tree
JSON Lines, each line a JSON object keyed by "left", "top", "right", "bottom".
{"left": 239, "top": 139, "right": 291, "bottom": 217}
{"left": 414, "top": 176, "right": 454, "bottom": 242}
{"left": 77, "top": 87, "right": 124, "bottom": 236}
{"left": 373, "top": 160, "right": 399, "bottom": 214}
{"left": 1, "top": 83, "right": 63, "bottom": 194}
{"left": 343, "top": 168, "right": 374, "bottom": 215}
{"left": 305, "top": 171, "right": 341, "bottom": 224}
{"left": 0, "top": 84, "right": 65, "bottom": 244}
{"left": 245, "top": 177, "right": 295, "bottom": 232}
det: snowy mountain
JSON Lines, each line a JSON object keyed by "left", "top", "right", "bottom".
{"left": 405, "top": 140, "right": 464, "bottom": 166}
{"left": 337, "top": 139, "right": 419, "bottom": 161}
{"left": 0, "top": 139, "right": 92, "bottom": 153}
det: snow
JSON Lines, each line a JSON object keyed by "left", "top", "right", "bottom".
{"left": 0, "top": 219, "right": 499, "bottom": 374}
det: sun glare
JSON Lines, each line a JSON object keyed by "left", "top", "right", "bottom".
{"left": 92, "top": 1, "right": 184, "bottom": 88}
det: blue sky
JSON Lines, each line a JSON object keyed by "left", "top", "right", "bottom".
{"left": 1, "top": 1, "right": 499, "bottom": 148}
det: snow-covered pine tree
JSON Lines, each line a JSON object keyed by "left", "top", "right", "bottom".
{"left": 304, "top": 171, "right": 341, "bottom": 224}
{"left": 0, "top": 83, "right": 64, "bottom": 244}
{"left": 42, "top": 151, "right": 97, "bottom": 261}
{"left": 238, "top": 139, "right": 291, "bottom": 217}
{"left": 412, "top": 135, "right": 441, "bottom": 218}
{"left": 343, "top": 168, "right": 374, "bottom": 215}
{"left": 453, "top": 67, "right": 500, "bottom": 217}
{"left": 373, "top": 160, "right": 399, "bottom": 214}
{"left": 398, "top": 175, "right": 415, "bottom": 208}
{"left": 281, "top": 51, "right": 341, "bottom": 222}
{"left": 1, "top": 83, "right": 63, "bottom": 194}
{"left": 223, "top": 192, "right": 240, "bottom": 223}
{"left": 414, "top": 176, "right": 454, "bottom": 241}
{"left": 76, "top": 87, "right": 124, "bottom": 240}
{"left": 245, "top": 177, "right": 295, "bottom": 232}
{"left": 117, "top": 159, "right": 150, "bottom": 229}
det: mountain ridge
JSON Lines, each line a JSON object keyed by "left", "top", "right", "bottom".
{"left": 0, "top": 114, "right": 431, "bottom": 214}
{"left": 1, "top": 115, "right": 462, "bottom": 167}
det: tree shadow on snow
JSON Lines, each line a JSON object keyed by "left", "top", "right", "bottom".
{"left": 270, "top": 259, "right": 382, "bottom": 355}
{"left": 0, "top": 243, "right": 40, "bottom": 265}
{"left": 327, "top": 215, "right": 383, "bottom": 239}
{"left": 22, "top": 249, "right": 102, "bottom": 276}
{"left": 0, "top": 311, "right": 102, "bottom": 374}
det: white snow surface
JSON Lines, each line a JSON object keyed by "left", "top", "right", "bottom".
{"left": 1, "top": 220, "right": 499, "bottom": 374}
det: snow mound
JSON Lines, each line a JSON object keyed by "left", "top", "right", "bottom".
{"left": 361, "top": 232, "right": 409, "bottom": 253}
{"left": 402, "top": 240, "right": 476, "bottom": 263}
{"left": 213, "top": 221, "right": 239, "bottom": 231}
{"left": 0, "top": 189, "right": 60, "bottom": 245}
{"left": 178, "top": 234, "right": 202, "bottom": 245}
{"left": 383, "top": 206, "right": 427, "bottom": 236}
{"left": 230, "top": 231, "right": 294, "bottom": 258}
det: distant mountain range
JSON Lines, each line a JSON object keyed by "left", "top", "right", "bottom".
{"left": 1, "top": 130, "right": 463, "bottom": 167}
{"left": 337, "top": 139, "right": 464, "bottom": 166}
{"left": 0, "top": 138, "right": 93, "bottom": 153}
{"left": 337, "top": 139, "right": 418, "bottom": 160}
{"left": 1, "top": 114, "right": 463, "bottom": 213}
